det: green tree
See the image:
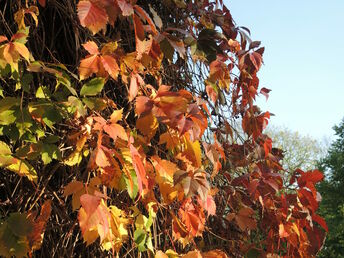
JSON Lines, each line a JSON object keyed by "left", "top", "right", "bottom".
{"left": 266, "top": 125, "right": 328, "bottom": 183}
{"left": 317, "top": 119, "right": 344, "bottom": 257}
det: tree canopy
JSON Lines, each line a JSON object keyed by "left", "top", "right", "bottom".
{"left": 317, "top": 119, "right": 344, "bottom": 257}
{"left": 0, "top": 0, "right": 327, "bottom": 257}
{"left": 265, "top": 125, "right": 328, "bottom": 185}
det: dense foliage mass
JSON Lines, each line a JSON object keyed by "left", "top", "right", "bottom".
{"left": 0, "top": 0, "right": 327, "bottom": 257}
{"left": 317, "top": 119, "right": 344, "bottom": 257}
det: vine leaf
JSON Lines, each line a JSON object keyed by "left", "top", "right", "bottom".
{"left": 78, "top": 1, "right": 108, "bottom": 34}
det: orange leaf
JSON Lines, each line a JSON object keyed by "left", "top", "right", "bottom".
{"left": 203, "top": 195, "right": 216, "bottom": 216}
{"left": 78, "top": 1, "right": 108, "bottom": 34}
{"left": 101, "top": 55, "right": 119, "bottom": 80}
{"left": 79, "top": 54, "right": 100, "bottom": 80}
{"left": 178, "top": 199, "right": 205, "bottom": 237}
{"left": 136, "top": 112, "right": 158, "bottom": 140}
{"left": 152, "top": 156, "right": 178, "bottom": 184}
{"left": 0, "top": 35, "right": 8, "bottom": 43}
{"left": 182, "top": 250, "right": 202, "bottom": 258}
{"left": 83, "top": 41, "right": 99, "bottom": 55}
{"left": 155, "top": 250, "right": 169, "bottom": 258}
{"left": 135, "top": 96, "right": 153, "bottom": 116}
{"left": 13, "top": 42, "right": 30, "bottom": 61}
{"left": 129, "top": 73, "right": 144, "bottom": 101}
{"left": 117, "top": 0, "right": 133, "bottom": 16}
{"left": 202, "top": 250, "right": 229, "bottom": 258}
{"left": 64, "top": 181, "right": 85, "bottom": 210}
{"left": 88, "top": 147, "right": 111, "bottom": 169}
{"left": 279, "top": 223, "right": 289, "bottom": 238}
{"left": 104, "top": 123, "right": 128, "bottom": 142}
{"left": 129, "top": 140, "right": 148, "bottom": 193}
{"left": 133, "top": 13, "right": 145, "bottom": 41}
{"left": 78, "top": 194, "right": 111, "bottom": 245}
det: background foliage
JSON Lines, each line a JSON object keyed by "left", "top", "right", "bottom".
{"left": 0, "top": 0, "right": 327, "bottom": 257}
{"left": 317, "top": 119, "right": 344, "bottom": 257}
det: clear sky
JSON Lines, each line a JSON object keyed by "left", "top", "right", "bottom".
{"left": 225, "top": 0, "right": 344, "bottom": 140}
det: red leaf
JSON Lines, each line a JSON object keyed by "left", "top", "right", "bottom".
{"left": 297, "top": 170, "right": 324, "bottom": 187}
{"left": 133, "top": 13, "right": 145, "bottom": 41}
{"left": 249, "top": 51, "right": 262, "bottom": 71}
{"left": 260, "top": 87, "right": 271, "bottom": 101}
{"left": 27, "top": 200, "right": 52, "bottom": 250}
{"left": 133, "top": 5, "right": 158, "bottom": 35}
{"left": 80, "top": 194, "right": 101, "bottom": 215}
{"left": 235, "top": 207, "right": 257, "bottom": 231}
{"left": 78, "top": 1, "right": 108, "bottom": 34}
{"left": 38, "top": 0, "right": 46, "bottom": 7}
{"left": 312, "top": 213, "right": 328, "bottom": 232}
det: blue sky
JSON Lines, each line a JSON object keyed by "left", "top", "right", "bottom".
{"left": 225, "top": 0, "right": 344, "bottom": 140}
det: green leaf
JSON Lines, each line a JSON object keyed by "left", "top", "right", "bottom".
{"left": 80, "top": 78, "right": 105, "bottom": 96}
{"left": 2, "top": 124, "right": 19, "bottom": 141}
{"left": 0, "top": 97, "right": 20, "bottom": 113}
{"left": 160, "top": 38, "right": 174, "bottom": 62}
{"left": 16, "top": 73, "right": 33, "bottom": 92}
{"left": 41, "top": 143, "right": 61, "bottom": 164}
{"left": 7, "top": 213, "right": 33, "bottom": 237}
{"left": 82, "top": 97, "right": 107, "bottom": 111}
{"left": 43, "top": 107, "right": 62, "bottom": 129}
{"left": 0, "top": 222, "right": 30, "bottom": 258}
{"left": 44, "top": 135, "right": 59, "bottom": 143}
{"left": 119, "top": 169, "right": 138, "bottom": 200}
{"left": 56, "top": 72, "right": 77, "bottom": 96}
{"left": 68, "top": 96, "right": 86, "bottom": 117}
{"left": 28, "top": 102, "right": 63, "bottom": 129}
{"left": 36, "top": 85, "right": 51, "bottom": 99}
{"left": 0, "top": 110, "right": 17, "bottom": 125}
{"left": 134, "top": 228, "right": 147, "bottom": 251}
{"left": 245, "top": 248, "right": 261, "bottom": 258}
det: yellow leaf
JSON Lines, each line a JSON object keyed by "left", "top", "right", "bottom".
{"left": 136, "top": 112, "right": 158, "bottom": 140}
{"left": 110, "top": 109, "right": 123, "bottom": 124}
{"left": 152, "top": 156, "right": 177, "bottom": 184}
{"left": 13, "top": 42, "right": 30, "bottom": 61}
{"left": 159, "top": 130, "right": 181, "bottom": 149}
{"left": 183, "top": 137, "right": 202, "bottom": 167}
{"left": 64, "top": 150, "right": 83, "bottom": 166}
{"left": 6, "top": 158, "right": 37, "bottom": 182}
